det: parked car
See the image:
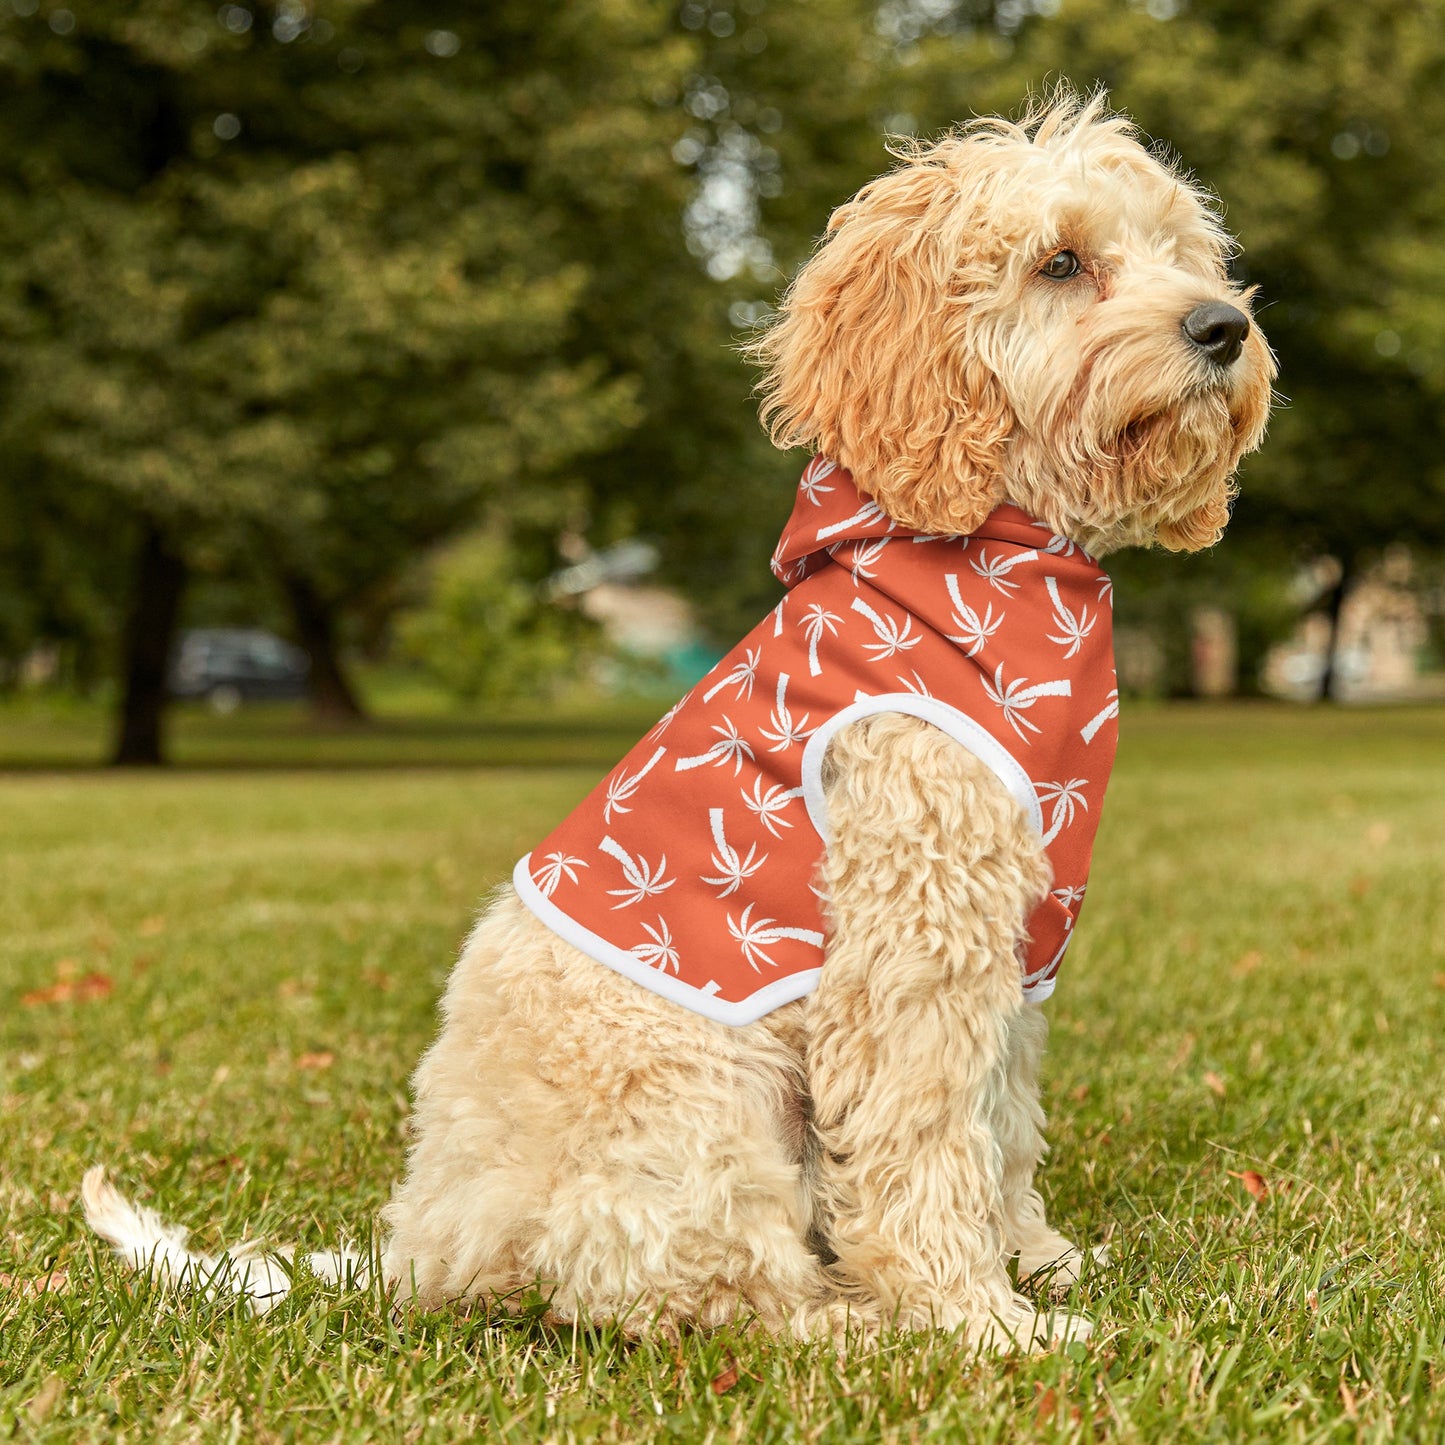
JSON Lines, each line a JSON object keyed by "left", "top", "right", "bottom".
{"left": 169, "top": 629, "right": 310, "bottom": 712}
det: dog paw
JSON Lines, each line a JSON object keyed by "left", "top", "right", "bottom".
{"left": 1017, "top": 1239, "right": 1109, "bottom": 1294}
{"left": 970, "top": 1296, "right": 1093, "bottom": 1353}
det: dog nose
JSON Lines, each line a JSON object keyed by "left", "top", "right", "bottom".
{"left": 1182, "top": 302, "right": 1250, "bottom": 367}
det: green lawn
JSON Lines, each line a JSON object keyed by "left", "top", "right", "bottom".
{"left": 2, "top": 703, "right": 1442, "bottom": 1442}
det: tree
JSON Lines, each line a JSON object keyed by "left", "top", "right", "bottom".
{"left": 0, "top": 1, "right": 687, "bottom": 758}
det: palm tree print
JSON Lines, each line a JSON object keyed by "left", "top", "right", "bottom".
{"left": 944, "top": 575, "right": 1004, "bottom": 657}
{"left": 599, "top": 836, "right": 674, "bottom": 909}
{"left": 674, "top": 715, "right": 756, "bottom": 775}
{"left": 758, "top": 673, "right": 814, "bottom": 752}
{"left": 646, "top": 692, "right": 688, "bottom": 739}
{"left": 741, "top": 777, "right": 804, "bottom": 837}
{"left": 798, "top": 604, "right": 844, "bottom": 677}
{"left": 1080, "top": 688, "right": 1118, "bottom": 744}
{"left": 970, "top": 546, "right": 1040, "bottom": 596}
{"left": 814, "top": 499, "right": 891, "bottom": 544}
{"left": 701, "top": 808, "right": 768, "bottom": 897}
{"left": 631, "top": 916, "right": 680, "bottom": 973}
{"left": 726, "top": 903, "right": 825, "bottom": 972}
{"left": 603, "top": 745, "right": 666, "bottom": 824}
{"left": 799, "top": 455, "right": 839, "bottom": 505}
{"left": 1036, "top": 778, "right": 1089, "bottom": 844}
{"left": 702, "top": 646, "right": 761, "bottom": 704}
{"left": 980, "top": 663, "right": 1072, "bottom": 743}
{"left": 851, "top": 597, "right": 920, "bottom": 660}
{"left": 841, "top": 537, "right": 889, "bottom": 585}
{"left": 1052, "top": 883, "right": 1086, "bottom": 911}
{"left": 1044, "top": 576, "right": 1095, "bottom": 659}
{"left": 533, "top": 851, "right": 587, "bottom": 899}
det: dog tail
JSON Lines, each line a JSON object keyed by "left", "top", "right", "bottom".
{"left": 81, "top": 1165, "right": 368, "bottom": 1315}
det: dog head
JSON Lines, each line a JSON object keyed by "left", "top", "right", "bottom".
{"left": 750, "top": 90, "right": 1275, "bottom": 555}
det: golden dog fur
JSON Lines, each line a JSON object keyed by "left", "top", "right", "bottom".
{"left": 86, "top": 91, "right": 1274, "bottom": 1351}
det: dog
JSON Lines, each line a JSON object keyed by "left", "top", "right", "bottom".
{"left": 85, "top": 90, "right": 1273, "bottom": 1351}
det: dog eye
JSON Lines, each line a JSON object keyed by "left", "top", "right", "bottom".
{"left": 1040, "top": 250, "right": 1081, "bottom": 280}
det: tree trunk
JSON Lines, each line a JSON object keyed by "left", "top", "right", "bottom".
{"left": 112, "top": 523, "right": 187, "bottom": 766}
{"left": 283, "top": 572, "right": 366, "bottom": 723}
{"left": 1317, "top": 556, "right": 1355, "bottom": 703}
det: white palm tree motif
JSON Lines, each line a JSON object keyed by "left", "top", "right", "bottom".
{"left": 851, "top": 597, "right": 920, "bottom": 661}
{"left": 980, "top": 663, "right": 1072, "bottom": 743}
{"left": 599, "top": 836, "right": 674, "bottom": 909}
{"left": 533, "top": 851, "right": 587, "bottom": 899}
{"left": 842, "top": 537, "right": 890, "bottom": 585}
{"left": 1043, "top": 533, "right": 1076, "bottom": 557}
{"left": 646, "top": 692, "right": 688, "bottom": 739}
{"left": 1096, "top": 573, "right": 1114, "bottom": 603}
{"left": 944, "top": 575, "right": 1004, "bottom": 657}
{"left": 896, "top": 669, "right": 932, "bottom": 697}
{"left": 701, "top": 808, "right": 768, "bottom": 897}
{"left": 741, "top": 776, "right": 804, "bottom": 837}
{"left": 1044, "top": 576, "right": 1095, "bottom": 659}
{"left": 771, "top": 599, "right": 787, "bottom": 637}
{"left": 799, "top": 455, "right": 838, "bottom": 505}
{"left": 631, "top": 916, "right": 680, "bottom": 973}
{"left": 758, "top": 673, "right": 814, "bottom": 752}
{"left": 771, "top": 543, "right": 809, "bottom": 585}
{"left": 702, "top": 646, "right": 761, "bottom": 704}
{"left": 603, "top": 745, "right": 666, "bottom": 823}
{"left": 798, "top": 604, "right": 844, "bottom": 677}
{"left": 815, "top": 500, "right": 892, "bottom": 544}
{"left": 1052, "top": 883, "right": 1087, "bottom": 911}
{"left": 674, "top": 715, "right": 755, "bottom": 775}
{"left": 1080, "top": 688, "right": 1118, "bottom": 745}
{"left": 969, "top": 546, "right": 1040, "bottom": 596}
{"left": 727, "top": 903, "right": 825, "bottom": 972}
{"left": 1036, "top": 778, "right": 1089, "bottom": 845}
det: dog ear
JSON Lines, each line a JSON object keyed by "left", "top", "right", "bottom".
{"left": 749, "top": 149, "right": 1013, "bottom": 535}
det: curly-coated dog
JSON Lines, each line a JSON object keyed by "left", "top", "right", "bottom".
{"left": 85, "top": 92, "right": 1273, "bottom": 1351}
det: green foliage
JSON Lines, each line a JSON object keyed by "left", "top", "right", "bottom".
{"left": 396, "top": 533, "right": 595, "bottom": 704}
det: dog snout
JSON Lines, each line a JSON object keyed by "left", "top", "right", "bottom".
{"left": 1181, "top": 301, "right": 1250, "bottom": 367}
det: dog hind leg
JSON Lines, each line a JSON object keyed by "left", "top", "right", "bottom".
{"left": 383, "top": 892, "right": 830, "bottom": 1337}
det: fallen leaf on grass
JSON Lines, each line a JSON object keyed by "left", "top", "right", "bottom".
{"left": 27, "top": 1375, "right": 64, "bottom": 1423}
{"left": 1228, "top": 1169, "right": 1269, "bottom": 1201}
{"left": 1070, "top": 1084, "right": 1089, "bottom": 1102}
{"left": 21, "top": 973, "right": 114, "bottom": 1007}
{"left": 1203, "top": 1071, "right": 1227, "bottom": 1098}
{"left": 362, "top": 968, "right": 394, "bottom": 992}
{"left": 1034, "top": 1385, "right": 1058, "bottom": 1425}
{"left": 1339, "top": 1380, "right": 1358, "bottom": 1419}
{"left": 138, "top": 915, "right": 167, "bottom": 937}
{"left": 295, "top": 1051, "right": 334, "bottom": 1071}
{"left": 1034, "top": 1384, "right": 1084, "bottom": 1428}
{"left": 711, "top": 1358, "right": 739, "bottom": 1395}
{"left": 0, "top": 1267, "right": 70, "bottom": 1299}
{"left": 1231, "top": 950, "right": 1263, "bottom": 977}
{"left": 1433, "top": 973, "right": 1445, "bottom": 991}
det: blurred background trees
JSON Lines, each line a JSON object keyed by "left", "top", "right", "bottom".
{"left": 1, "top": 0, "right": 1442, "bottom": 761}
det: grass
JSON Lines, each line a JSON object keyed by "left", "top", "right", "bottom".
{"left": 1, "top": 701, "right": 1442, "bottom": 1442}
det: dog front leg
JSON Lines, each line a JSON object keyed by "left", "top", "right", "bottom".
{"left": 806, "top": 713, "right": 1089, "bottom": 1350}
{"left": 994, "top": 1003, "right": 1095, "bottom": 1290}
